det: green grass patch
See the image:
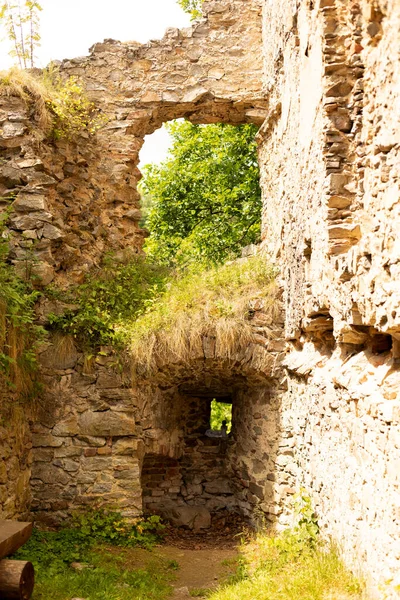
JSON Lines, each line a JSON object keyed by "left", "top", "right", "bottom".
{"left": 46, "top": 254, "right": 277, "bottom": 366}
{"left": 190, "top": 588, "right": 212, "bottom": 597}
{"left": 47, "top": 255, "right": 169, "bottom": 350}
{"left": 208, "top": 530, "right": 363, "bottom": 600}
{"left": 14, "top": 510, "right": 172, "bottom": 600}
{"left": 29, "top": 555, "right": 175, "bottom": 600}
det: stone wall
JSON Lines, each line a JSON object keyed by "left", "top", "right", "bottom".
{"left": 0, "top": 0, "right": 399, "bottom": 596}
{"left": 0, "top": 95, "right": 144, "bottom": 289}
{"left": 30, "top": 299, "right": 285, "bottom": 527}
{"left": 258, "top": 0, "right": 400, "bottom": 596}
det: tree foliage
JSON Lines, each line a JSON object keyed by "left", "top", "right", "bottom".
{"left": 177, "top": 0, "right": 202, "bottom": 20}
{"left": 210, "top": 399, "right": 232, "bottom": 433}
{"left": 141, "top": 121, "right": 261, "bottom": 268}
{"left": 0, "top": 0, "right": 42, "bottom": 68}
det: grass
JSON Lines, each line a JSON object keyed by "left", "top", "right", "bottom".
{"left": 190, "top": 589, "right": 212, "bottom": 597}
{"left": 0, "top": 67, "right": 52, "bottom": 130}
{"left": 14, "top": 510, "right": 173, "bottom": 600}
{"left": 0, "top": 66, "right": 105, "bottom": 139}
{"left": 125, "top": 255, "right": 278, "bottom": 375}
{"left": 30, "top": 554, "right": 175, "bottom": 600}
{"left": 47, "top": 255, "right": 169, "bottom": 350}
{"left": 208, "top": 530, "right": 365, "bottom": 600}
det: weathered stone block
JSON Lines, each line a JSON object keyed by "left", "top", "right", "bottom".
{"left": 13, "top": 193, "right": 47, "bottom": 212}
{"left": 78, "top": 411, "right": 136, "bottom": 437}
{"left": 52, "top": 415, "right": 79, "bottom": 436}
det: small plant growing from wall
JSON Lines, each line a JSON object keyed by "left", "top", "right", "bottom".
{"left": 0, "top": 213, "right": 45, "bottom": 397}
{"left": 0, "top": 66, "right": 107, "bottom": 139}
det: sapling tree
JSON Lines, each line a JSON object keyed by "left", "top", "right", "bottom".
{"left": 0, "top": 0, "right": 42, "bottom": 68}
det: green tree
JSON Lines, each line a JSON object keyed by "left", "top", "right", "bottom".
{"left": 141, "top": 121, "right": 261, "bottom": 268}
{"left": 0, "top": 0, "right": 42, "bottom": 68}
{"left": 177, "top": 0, "right": 202, "bottom": 20}
{"left": 210, "top": 400, "right": 232, "bottom": 433}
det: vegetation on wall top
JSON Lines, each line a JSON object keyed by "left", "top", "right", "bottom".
{"left": 0, "top": 67, "right": 106, "bottom": 139}
{"left": 47, "top": 255, "right": 169, "bottom": 351}
{"left": 178, "top": 0, "right": 202, "bottom": 20}
{"left": 126, "top": 255, "right": 277, "bottom": 375}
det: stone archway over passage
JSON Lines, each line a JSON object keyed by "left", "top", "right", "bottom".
{"left": 135, "top": 316, "right": 290, "bottom": 530}
{"left": 52, "top": 0, "right": 268, "bottom": 278}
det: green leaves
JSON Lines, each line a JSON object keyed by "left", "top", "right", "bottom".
{"left": 48, "top": 256, "right": 169, "bottom": 350}
{"left": 43, "top": 70, "right": 108, "bottom": 140}
{"left": 141, "top": 121, "right": 262, "bottom": 268}
{"left": 14, "top": 510, "right": 166, "bottom": 575}
{"left": 0, "top": 220, "right": 45, "bottom": 396}
{"left": 177, "top": 0, "right": 202, "bottom": 19}
{"left": 0, "top": 0, "right": 42, "bottom": 68}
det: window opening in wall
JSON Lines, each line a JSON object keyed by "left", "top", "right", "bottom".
{"left": 138, "top": 119, "right": 262, "bottom": 268}
{"left": 209, "top": 398, "right": 232, "bottom": 436}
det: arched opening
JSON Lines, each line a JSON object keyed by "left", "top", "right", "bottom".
{"left": 138, "top": 350, "right": 283, "bottom": 530}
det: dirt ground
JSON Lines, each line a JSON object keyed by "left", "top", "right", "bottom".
{"left": 104, "top": 515, "right": 247, "bottom": 598}
{"left": 162, "top": 545, "right": 238, "bottom": 598}
{"left": 161, "top": 513, "right": 248, "bottom": 597}
{"left": 102, "top": 513, "right": 249, "bottom": 598}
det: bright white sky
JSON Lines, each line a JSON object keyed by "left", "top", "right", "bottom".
{"left": 0, "top": 0, "right": 191, "bottom": 164}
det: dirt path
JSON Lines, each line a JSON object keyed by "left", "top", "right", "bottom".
{"left": 106, "top": 517, "right": 246, "bottom": 598}
{"left": 160, "top": 545, "right": 238, "bottom": 598}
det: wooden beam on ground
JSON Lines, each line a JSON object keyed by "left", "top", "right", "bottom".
{"left": 0, "top": 560, "right": 35, "bottom": 599}
{"left": 0, "top": 521, "right": 33, "bottom": 561}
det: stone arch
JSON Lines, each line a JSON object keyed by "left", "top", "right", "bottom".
{"left": 52, "top": 0, "right": 268, "bottom": 276}
{"left": 134, "top": 321, "right": 286, "bottom": 526}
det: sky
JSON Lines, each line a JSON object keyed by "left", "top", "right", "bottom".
{"left": 0, "top": 0, "right": 191, "bottom": 165}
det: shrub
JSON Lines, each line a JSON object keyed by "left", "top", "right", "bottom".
{"left": 47, "top": 255, "right": 169, "bottom": 350}
{"left": 14, "top": 510, "right": 171, "bottom": 600}
{"left": 14, "top": 510, "right": 165, "bottom": 575}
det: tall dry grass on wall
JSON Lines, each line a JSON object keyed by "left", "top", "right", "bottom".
{"left": 126, "top": 256, "right": 280, "bottom": 376}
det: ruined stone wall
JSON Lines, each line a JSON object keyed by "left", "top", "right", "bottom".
{"left": 142, "top": 396, "right": 235, "bottom": 518}
{"left": 258, "top": 0, "right": 400, "bottom": 596}
{"left": 0, "top": 96, "right": 144, "bottom": 289}
{"left": 1, "top": 0, "right": 399, "bottom": 595}
{"left": 29, "top": 298, "right": 285, "bottom": 526}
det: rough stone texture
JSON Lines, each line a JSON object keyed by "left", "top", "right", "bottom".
{"left": 259, "top": 0, "right": 400, "bottom": 596}
{"left": 0, "top": 0, "right": 399, "bottom": 596}
{"left": 1, "top": 0, "right": 266, "bottom": 289}
{"left": 0, "top": 94, "right": 145, "bottom": 287}
{"left": 30, "top": 302, "right": 285, "bottom": 525}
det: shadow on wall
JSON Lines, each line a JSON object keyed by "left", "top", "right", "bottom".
{"left": 138, "top": 362, "right": 289, "bottom": 531}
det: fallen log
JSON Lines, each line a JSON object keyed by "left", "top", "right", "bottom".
{"left": 0, "top": 560, "right": 34, "bottom": 600}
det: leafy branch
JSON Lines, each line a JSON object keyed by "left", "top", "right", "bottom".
{"left": 0, "top": 0, "right": 42, "bottom": 68}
